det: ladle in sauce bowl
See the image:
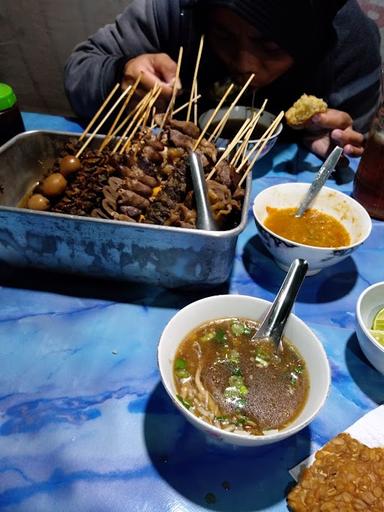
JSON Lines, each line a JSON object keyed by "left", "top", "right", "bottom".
{"left": 251, "top": 258, "right": 308, "bottom": 351}
{"left": 295, "top": 146, "right": 343, "bottom": 218}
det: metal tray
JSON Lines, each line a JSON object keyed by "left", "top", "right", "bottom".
{"left": 0, "top": 130, "right": 251, "bottom": 288}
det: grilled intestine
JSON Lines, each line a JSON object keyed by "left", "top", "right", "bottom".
{"left": 27, "top": 117, "right": 245, "bottom": 230}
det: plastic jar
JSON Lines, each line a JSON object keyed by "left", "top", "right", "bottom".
{"left": 0, "top": 83, "right": 25, "bottom": 147}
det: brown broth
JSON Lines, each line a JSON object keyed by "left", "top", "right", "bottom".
{"left": 173, "top": 317, "right": 309, "bottom": 435}
{"left": 264, "top": 207, "right": 350, "bottom": 248}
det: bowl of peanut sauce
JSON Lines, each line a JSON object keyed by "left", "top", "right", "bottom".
{"left": 253, "top": 182, "right": 372, "bottom": 275}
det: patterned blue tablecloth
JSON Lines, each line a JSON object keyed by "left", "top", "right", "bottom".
{"left": 0, "top": 113, "right": 383, "bottom": 511}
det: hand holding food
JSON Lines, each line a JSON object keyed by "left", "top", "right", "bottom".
{"left": 122, "top": 53, "right": 182, "bottom": 110}
{"left": 285, "top": 94, "right": 328, "bottom": 128}
{"left": 286, "top": 94, "right": 365, "bottom": 159}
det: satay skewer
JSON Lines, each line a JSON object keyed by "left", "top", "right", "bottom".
{"left": 230, "top": 99, "right": 268, "bottom": 166}
{"left": 152, "top": 94, "right": 201, "bottom": 128}
{"left": 158, "top": 46, "right": 184, "bottom": 136}
{"left": 236, "top": 110, "right": 283, "bottom": 173}
{"left": 187, "top": 35, "right": 204, "bottom": 122}
{"left": 99, "top": 74, "right": 142, "bottom": 151}
{"left": 78, "top": 83, "right": 120, "bottom": 142}
{"left": 193, "top": 80, "right": 199, "bottom": 125}
{"left": 76, "top": 86, "right": 132, "bottom": 158}
{"left": 192, "top": 83, "right": 234, "bottom": 151}
{"left": 207, "top": 74, "right": 255, "bottom": 143}
{"left": 113, "top": 89, "right": 155, "bottom": 154}
{"left": 206, "top": 117, "right": 252, "bottom": 180}
{"left": 237, "top": 111, "right": 284, "bottom": 187}
{"left": 120, "top": 86, "right": 162, "bottom": 153}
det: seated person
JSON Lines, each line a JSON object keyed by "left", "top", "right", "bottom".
{"left": 64, "top": 0, "right": 381, "bottom": 159}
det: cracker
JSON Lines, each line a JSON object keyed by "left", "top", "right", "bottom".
{"left": 285, "top": 94, "right": 327, "bottom": 127}
{"left": 287, "top": 433, "right": 384, "bottom": 511}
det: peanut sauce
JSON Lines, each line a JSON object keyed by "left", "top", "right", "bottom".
{"left": 264, "top": 207, "right": 350, "bottom": 248}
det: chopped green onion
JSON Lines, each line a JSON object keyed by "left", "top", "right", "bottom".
{"left": 254, "top": 355, "right": 269, "bottom": 367}
{"left": 214, "top": 329, "right": 228, "bottom": 344}
{"left": 174, "top": 358, "right": 187, "bottom": 370}
{"left": 231, "top": 321, "right": 252, "bottom": 336}
{"left": 176, "top": 395, "right": 192, "bottom": 409}
{"left": 175, "top": 368, "right": 190, "bottom": 379}
{"left": 200, "top": 331, "right": 215, "bottom": 342}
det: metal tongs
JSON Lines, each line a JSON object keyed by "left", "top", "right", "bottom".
{"left": 251, "top": 258, "right": 308, "bottom": 352}
{"left": 188, "top": 151, "right": 218, "bottom": 230}
{"left": 295, "top": 146, "right": 343, "bottom": 218}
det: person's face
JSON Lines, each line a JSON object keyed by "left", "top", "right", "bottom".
{"left": 207, "top": 8, "right": 294, "bottom": 89}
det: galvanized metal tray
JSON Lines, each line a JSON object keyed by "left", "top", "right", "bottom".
{"left": 0, "top": 130, "right": 251, "bottom": 288}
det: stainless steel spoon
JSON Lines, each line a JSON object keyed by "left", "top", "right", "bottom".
{"left": 251, "top": 258, "right": 308, "bottom": 351}
{"left": 188, "top": 151, "right": 218, "bottom": 230}
{"left": 295, "top": 146, "right": 343, "bottom": 218}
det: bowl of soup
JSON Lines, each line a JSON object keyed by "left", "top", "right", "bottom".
{"left": 356, "top": 281, "right": 384, "bottom": 375}
{"left": 253, "top": 183, "right": 372, "bottom": 275}
{"left": 198, "top": 106, "right": 283, "bottom": 160}
{"left": 158, "top": 294, "right": 330, "bottom": 446}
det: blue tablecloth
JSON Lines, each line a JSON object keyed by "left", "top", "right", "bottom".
{"left": 1, "top": 113, "right": 383, "bottom": 511}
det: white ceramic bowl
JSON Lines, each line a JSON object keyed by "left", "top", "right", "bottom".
{"left": 253, "top": 183, "right": 372, "bottom": 275}
{"left": 356, "top": 281, "right": 384, "bottom": 374}
{"left": 198, "top": 106, "right": 283, "bottom": 160}
{"left": 158, "top": 294, "right": 330, "bottom": 447}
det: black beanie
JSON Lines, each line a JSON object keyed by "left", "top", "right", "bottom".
{"left": 201, "top": 0, "right": 347, "bottom": 62}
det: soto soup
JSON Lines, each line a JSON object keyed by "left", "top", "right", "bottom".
{"left": 173, "top": 317, "right": 309, "bottom": 435}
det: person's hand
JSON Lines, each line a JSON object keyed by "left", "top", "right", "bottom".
{"left": 301, "top": 109, "right": 365, "bottom": 159}
{"left": 122, "top": 53, "right": 182, "bottom": 111}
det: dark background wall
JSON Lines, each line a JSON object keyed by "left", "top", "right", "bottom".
{"left": 1, "top": 0, "right": 383, "bottom": 118}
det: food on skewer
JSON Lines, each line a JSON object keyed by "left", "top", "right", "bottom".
{"left": 23, "top": 40, "right": 282, "bottom": 230}
{"left": 27, "top": 194, "right": 50, "bottom": 211}
{"left": 285, "top": 94, "right": 327, "bottom": 127}
{"left": 26, "top": 116, "right": 245, "bottom": 230}
{"left": 59, "top": 155, "right": 82, "bottom": 176}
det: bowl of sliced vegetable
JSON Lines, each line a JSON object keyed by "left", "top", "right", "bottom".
{"left": 356, "top": 281, "right": 384, "bottom": 375}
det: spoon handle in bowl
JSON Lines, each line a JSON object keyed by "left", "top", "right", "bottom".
{"left": 252, "top": 258, "right": 308, "bottom": 348}
{"left": 189, "top": 151, "right": 218, "bottom": 231}
{"left": 295, "top": 146, "right": 343, "bottom": 218}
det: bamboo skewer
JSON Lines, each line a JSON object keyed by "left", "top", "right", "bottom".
{"left": 230, "top": 99, "right": 268, "bottom": 166}
{"left": 119, "top": 87, "right": 162, "bottom": 154}
{"left": 186, "top": 35, "right": 204, "bottom": 122}
{"left": 158, "top": 47, "right": 184, "bottom": 136}
{"left": 98, "top": 85, "right": 132, "bottom": 152}
{"left": 207, "top": 74, "right": 255, "bottom": 143}
{"left": 174, "top": 93, "right": 201, "bottom": 117}
{"left": 237, "top": 111, "right": 284, "bottom": 187}
{"left": 193, "top": 80, "right": 199, "bottom": 125}
{"left": 150, "top": 106, "right": 157, "bottom": 129}
{"left": 192, "top": 83, "right": 234, "bottom": 151}
{"left": 236, "top": 110, "right": 283, "bottom": 174}
{"left": 206, "top": 117, "right": 252, "bottom": 180}
{"left": 151, "top": 94, "right": 201, "bottom": 129}
{"left": 99, "top": 74, "right": 142, "bottom": 151}
{"left": 112, "top": 90, "right": 154, "bottom": 154}
{"left": 106, "top": 94, "right": 150, "bottom": 150}
{"left": 78, "top": 83, "right": 120, "bottom": 142}
{"left": 76, "top": 86, "right": 132, "bottom": 158}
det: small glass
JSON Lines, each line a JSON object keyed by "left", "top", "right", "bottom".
{"left": 353, "top": 79, "right": 384, "bottom": 220}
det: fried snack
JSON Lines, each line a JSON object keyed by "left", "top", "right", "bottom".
{"left": 285, "top": 94, "right": 327, "bottom": 127}
{"left": 287, "top": 433, "right": 384, "bottom": 511}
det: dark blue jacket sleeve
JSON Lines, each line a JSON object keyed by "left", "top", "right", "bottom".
{"left": 64, "top": 0, "right": 184, "bottom": 120}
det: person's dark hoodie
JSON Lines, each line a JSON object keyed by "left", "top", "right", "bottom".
{"left": 64, "top": 0, "right": 381, "bottom": 134}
